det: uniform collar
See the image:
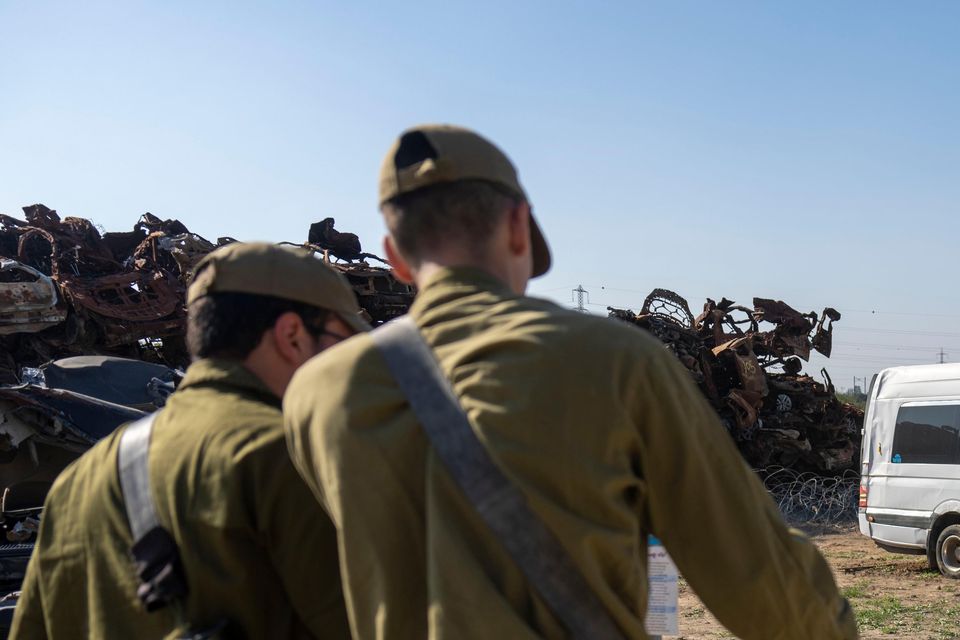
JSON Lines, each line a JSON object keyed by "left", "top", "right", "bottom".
{"left": 410, "top": 267, "right": 516, "bottom": 318}
{"left": 409, "top": 266, "right": 512, "bottom": 318}
{"left": 178, "top": 358, "right": 280, "bottom": 407}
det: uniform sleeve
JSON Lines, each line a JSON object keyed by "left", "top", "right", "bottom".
{"left": 9, "top": 533, "right": 49, "bottom": 639}
{"left": 284, "top": 345, "right": 429, "bottom": 640}
{"left": 632, "top": 347, "right": 857, "bottom": 640}
{"left": 245, "top": 437, "right": 351, "bottom": 639}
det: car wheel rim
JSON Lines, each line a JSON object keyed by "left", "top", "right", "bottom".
{"left": 942, "top": 535, "right": 960, "bottom": 573}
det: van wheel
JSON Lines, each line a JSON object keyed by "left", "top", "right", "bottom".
{"left": 935, "top": 525, "right": 960, "bottom": 579}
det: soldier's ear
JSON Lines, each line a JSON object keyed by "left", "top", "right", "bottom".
{"left": 506, "top": 201, "right": 532, "bottom": 257}
{"left": 384, "top": 236, "right": 415, "bottom": 284}
{"left": 271, "top": 311, "right": 309, "bottom": 364}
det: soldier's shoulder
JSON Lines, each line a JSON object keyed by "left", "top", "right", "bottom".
{"left": 521, "top": 295, "right": 667, "bottom": 355}
{"left": 45, "top": 427, "right": 123, "bottom": 509}
{"left": 152, "top": 388, "right": 286, "bottom": 485}
{"left": 291, "top": 332, "right": 384, "bottom": 391}
{"left": 203, "top": 402, "right": 286, "bottom": 467}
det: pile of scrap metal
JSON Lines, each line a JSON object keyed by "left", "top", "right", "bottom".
{"left": 0, "top": 204, "right": 220, "bottom": 381}
{"left": 608, "top": 289, "right": 862, "bottom": 474}
{"left": 0, "top": 205, "right": 414, "bottom": 382}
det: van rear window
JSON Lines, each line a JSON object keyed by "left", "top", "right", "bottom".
{"left": 892, "top": 405, "right": 960, "bottom": 464}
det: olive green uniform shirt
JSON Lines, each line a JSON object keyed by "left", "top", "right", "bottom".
{"left": 11, "top": 359, "right": 350, "bottom": 640}
{"left": 284, "top": 267, "right": 857, "bottom": 640}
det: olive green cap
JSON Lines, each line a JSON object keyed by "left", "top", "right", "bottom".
{"left": 187, "top": 242, "right": 371, "bottom": 334}
{"left": 378, "top": 124, "right": 551, "bottom": 277}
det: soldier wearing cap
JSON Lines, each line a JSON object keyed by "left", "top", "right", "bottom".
{"left": 11, "top": 243, "right": 363, "bottom": 639}
{"left": 284, "top": 125, "right": 858, "bottom": 639}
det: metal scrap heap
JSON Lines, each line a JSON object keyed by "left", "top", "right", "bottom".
{"left": 0, "top": 204, "right": 414, "bottom": 382}
{"left": 0, "top": 204, "right": 202, "bottom": 381}
{"left": 609, "top": 289, "right": 862, "bottom": 474}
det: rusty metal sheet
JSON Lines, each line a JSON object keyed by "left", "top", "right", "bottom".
{"left": 812, "top": 307, "right": 841, "bottom": 357}
{"left": 61, "top": 271, "right": 181, "bottom": 321}
{"left": 725, "top": 389, "right": 762, "bottom": 432}
{"left": 18, "top": 205, "right": 118, "bottom": 277}
{"left": 698, "top": 299, "right": 757, "bottom": 348}
{"left": 713, "top": 337, "right": 768, "bottom": 398}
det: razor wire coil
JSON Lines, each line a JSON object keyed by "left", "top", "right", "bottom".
{"left": 757, "top": 466, "right": 859, "bottom": 526}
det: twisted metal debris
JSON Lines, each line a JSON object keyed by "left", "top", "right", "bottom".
{"left": 609, "top": 289, "right": 863, "bottom": 474}
{"left": 0, "top": 205, "right": 414, "bottom": 381}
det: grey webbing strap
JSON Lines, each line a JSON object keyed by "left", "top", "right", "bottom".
{"left": 371, "top": 317, "right": 626, "bottom": 640}
{"left": 118, "top": 413, "right": 161, "bottom": 542}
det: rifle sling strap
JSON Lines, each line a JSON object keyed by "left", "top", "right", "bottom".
{"left": 118, "top": 413, "right": 161, "bottom": 542}
{"left": 371, "top": 316, "right": 625, "bottom": 640}
{"left": 118, "top": 413, "right": 190, "bottom": 613}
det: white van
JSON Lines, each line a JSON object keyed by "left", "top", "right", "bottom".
{"left": 859, "top": 363, "right": 960, "bottom": 578}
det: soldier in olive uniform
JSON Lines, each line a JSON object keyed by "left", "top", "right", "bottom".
{"left": 12, "top": 243, "right": 365, "bottom": 639}
{"left": 284, "top": 125, "right": 858, "bottom": 639}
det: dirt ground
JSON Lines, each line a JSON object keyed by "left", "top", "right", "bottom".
{"left": 674, "top": 525, "right": 960, "bottom": 639}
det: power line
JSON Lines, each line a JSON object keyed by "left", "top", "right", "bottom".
{"left": 588, "top": 307, "right": 957, "bottom": 358}
{"left": 827, "top": 356, "right": 935, "bottom": 364}
{"left": 840, "top": 326, "right": 960, "bottom": 338}
{"left": 531, "top": 284, "right": 580, "bottom": 294}
{"left": 838, "top": 309, "right": 960, "bottom": 319}
{"left": 826, "top": 350, "right": 945, "bottom": 360}
{"left": 832, "top": 341, "right": 960, "bottom": 352}
{"left": 579, "top": 285, "right": 960, "bottom": 321}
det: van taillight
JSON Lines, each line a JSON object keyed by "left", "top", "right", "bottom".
{"left": 858, "top": 484, "right": 868, "bottom": 509}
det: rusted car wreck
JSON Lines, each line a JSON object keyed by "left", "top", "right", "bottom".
{"left": 609, "top": 289, "right": 862, "bottom": 474}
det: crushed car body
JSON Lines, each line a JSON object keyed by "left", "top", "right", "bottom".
{"left": 609, "top": 289, "right": 862, "bottom": 474}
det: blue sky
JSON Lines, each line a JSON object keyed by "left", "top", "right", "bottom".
{"left": 2, "top": 1, "right": 958, "bottom": 387}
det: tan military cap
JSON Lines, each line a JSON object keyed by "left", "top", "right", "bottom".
{"left": 187, "top": 242, "right": 371, "bottom": 334}
{"left": 378, "top": 124, "right": 552, "bottom": 277}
